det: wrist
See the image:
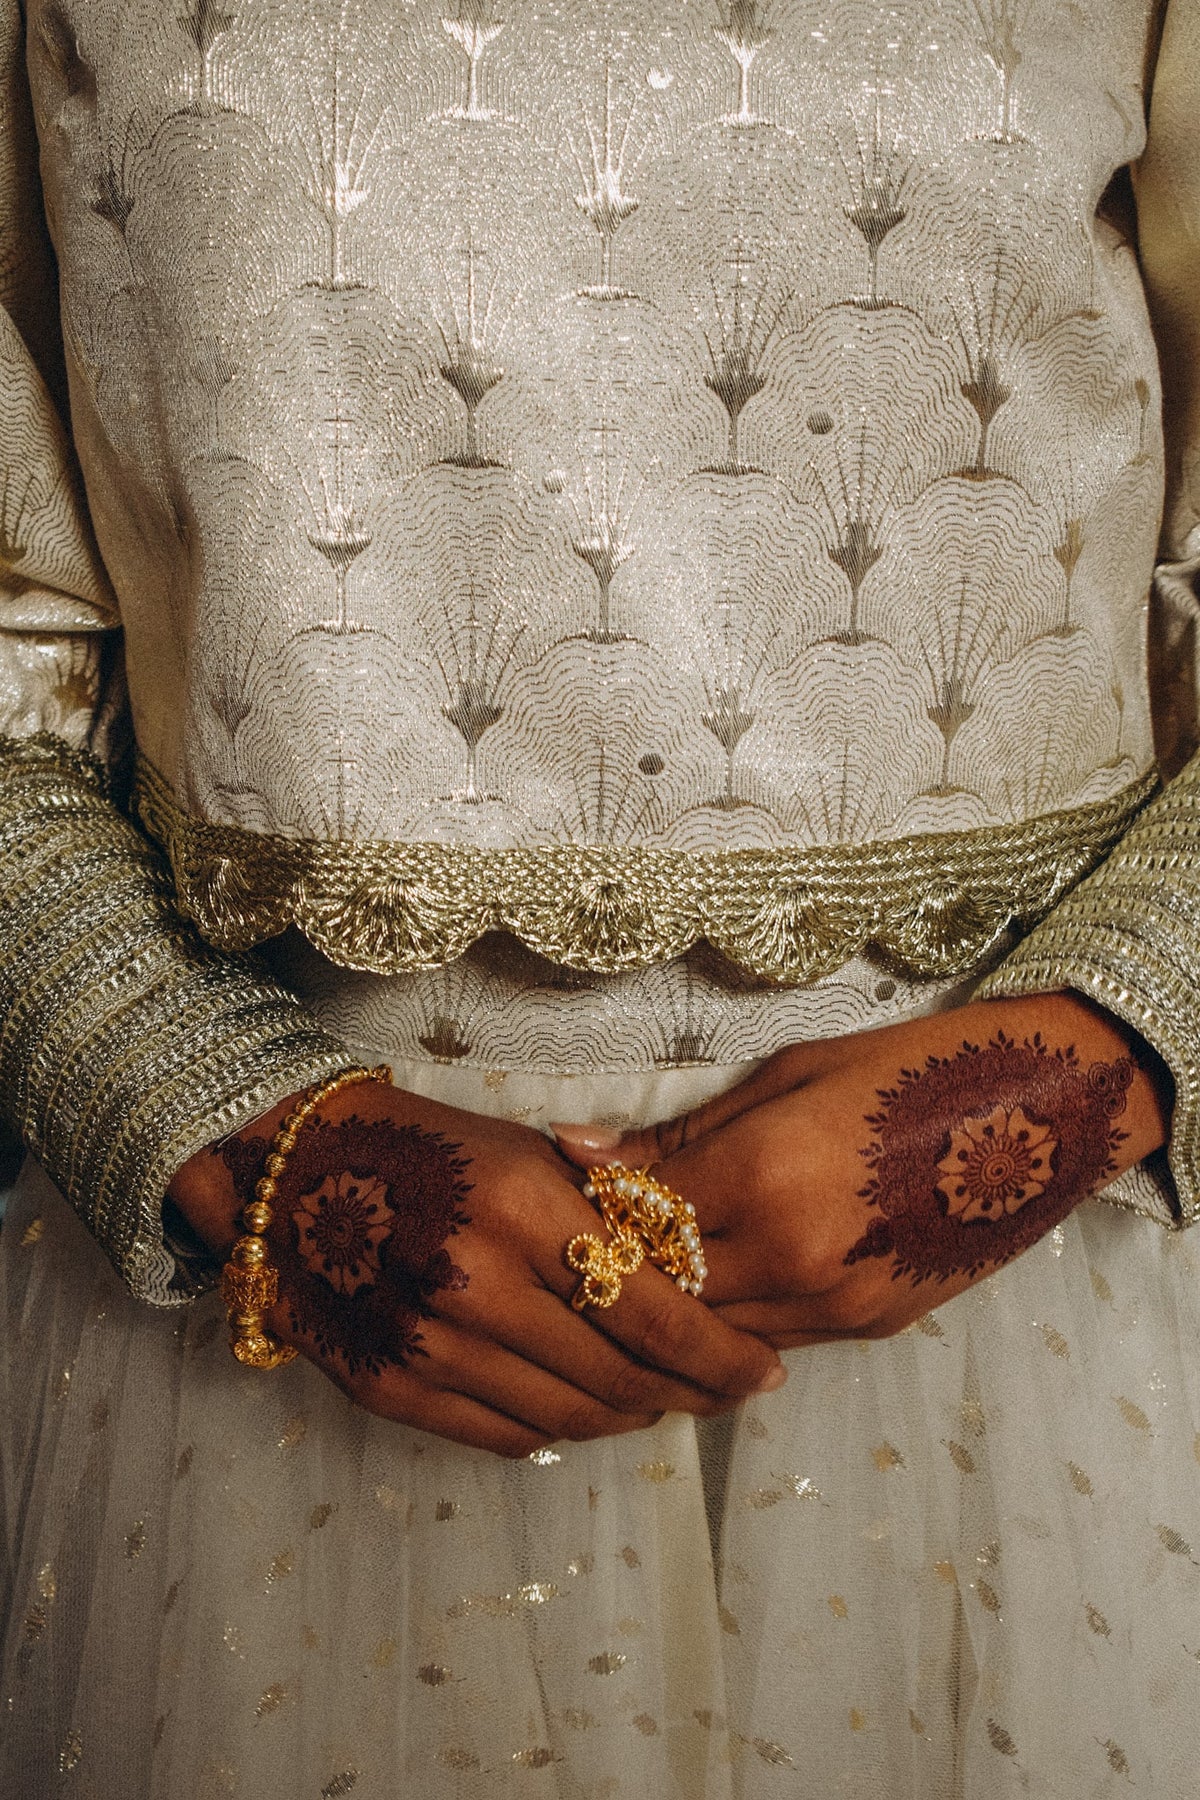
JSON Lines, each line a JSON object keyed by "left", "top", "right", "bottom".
{"left": 975, "top": 988, "right": 1173, "bottom": 1169}
{"left": 166, "top": 1090, "right": 301, "bottom": 1254}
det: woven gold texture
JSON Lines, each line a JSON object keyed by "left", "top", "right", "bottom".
{"left": 979, "top": 747, "right": 1200, "bottom": 1226}
{"left": 137, "top": 759, "right": 1157, "bottom": 986}
{"left": 0, "top": 736, "right": 349, "bottom": 1302}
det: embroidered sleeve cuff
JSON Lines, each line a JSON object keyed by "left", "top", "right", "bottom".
{"left": 0, "top": 735, "right": 351, "bottom": 1302}
{"left": 976, "top": 752, "right": 1200, "bottom": 1225}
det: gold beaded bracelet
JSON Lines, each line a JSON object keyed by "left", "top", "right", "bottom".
{"left": 221, "top": 1064, "right": 393, "bottom": 1370}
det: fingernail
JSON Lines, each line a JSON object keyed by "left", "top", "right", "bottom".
{"left": 549, "top": 1122, "right": 624, "bottom": 1154}
{"left": 755, "top": 1363, "right": 788, "bottom": 1394}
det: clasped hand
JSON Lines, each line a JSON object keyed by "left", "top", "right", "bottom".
{"left": 555, "top": 994, "right": 1169, "bottom": 1348}
{"left": 169, "top": 1081, "right": 785, "bottom": 1459}
{"left": 170, "top": 994, "right": 1168, "bottom": 1456}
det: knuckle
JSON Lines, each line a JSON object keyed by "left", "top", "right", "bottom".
{"left": 743, "top": 1140, "right": 792, "bottom": 1208}
{"left": 633, "top": 1291, "right": 692, "bottom": 1366}
{"left": 560, "top": 1402, "right": 611, "bottom": 1442}
{"left": 653, "top": 1115, "right": 688, "bottom": 1160}
{"left": 775, "top": 1227, "right": 827, "bottom": 1296}
{"left": 601, "top": 1360, "right": 658, "bottom": 1415}
{"left": 487, "top": 1165, "right": 530, "bottom": 1221}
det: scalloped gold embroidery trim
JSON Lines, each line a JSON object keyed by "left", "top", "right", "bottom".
{"left": 135, "top": 759, "right": 1159, "bottom": 987}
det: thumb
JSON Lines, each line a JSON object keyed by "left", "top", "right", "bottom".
{"left": 550, "top": 1118, "right": 648, "bottom": 1170}
{"left": 551, "top": 1046, "right": 816, "bottom": 1171}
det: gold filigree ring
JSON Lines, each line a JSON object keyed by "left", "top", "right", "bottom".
{"left": 566, "top": 1162, "right": 707, "bottom": 1312}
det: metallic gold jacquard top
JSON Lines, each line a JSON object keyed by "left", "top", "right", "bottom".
{"left": 7, "top": 0, "right": 1175, "bottom": 965}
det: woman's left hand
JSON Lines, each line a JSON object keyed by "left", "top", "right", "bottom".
{"left": 552, "top": 994, "right": 1173, "bottom": 1348}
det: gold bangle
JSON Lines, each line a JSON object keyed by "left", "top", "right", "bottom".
{"left": 221, "top": 1063, "right": 393, "bottom": 1369}
{"left": 566, "top": 1163, "right": 706, "bottom": 1312}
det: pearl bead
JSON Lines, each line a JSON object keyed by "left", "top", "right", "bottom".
{"left": 676, "top": 1275, "right": 689, "bottom": 1290}
{"left": 582, "top": 1183, "right": 596, "bottom": 1199}
{"left": 615, "top": 1177, "right": 630, "bottom": 1196}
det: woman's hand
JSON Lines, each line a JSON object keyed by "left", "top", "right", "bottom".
{"left": 553, "top": 995, "right": 1173, "bottom": 1348}
{"left": 168, "top": 1080, "right": 784, "bottom": 1457}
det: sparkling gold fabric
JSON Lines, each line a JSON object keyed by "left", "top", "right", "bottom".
{"left": 0, "top": 735, "right": 348, "bottom": 1300}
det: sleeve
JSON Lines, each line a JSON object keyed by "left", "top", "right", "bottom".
{"left": 975, "top": 0, "right": 1200, "bottom": 1222}
{"left": 0, "top": 5, "right": 349, "bottom": 1301}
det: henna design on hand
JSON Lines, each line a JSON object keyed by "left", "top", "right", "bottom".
{"left": 219, "top": 1116, "right": 472, "bottom": 1374}
{"left": 844, "top": 1032, "right": 1133, "bottom": 1284}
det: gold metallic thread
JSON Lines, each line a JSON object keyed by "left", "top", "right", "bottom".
{"left": 978, "top": 760, "right": 1200, "bottom": 1225}
{"left": 135, "top": 756, "right": 1158, "bottom": 987}
{"left": 0, "top": 735, "right": 352, "bottom": 1303}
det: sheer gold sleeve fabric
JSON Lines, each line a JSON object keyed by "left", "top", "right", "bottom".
{"left": 979, "top": 0, "right": 1200, "bottom": 1223}
{"left": 0, "top": 3, "right": 348, "bottom": 1301}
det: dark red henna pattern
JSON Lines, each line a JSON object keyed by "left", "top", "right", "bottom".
{"left": 844, "top": 1033, "right": 1132, "bottom": 1284}
{"left": 219, "top": 1116, "right": 472, "bottom": 1375}
{"left": 218, "top": 1132, "right": 269, "bottom": 1201}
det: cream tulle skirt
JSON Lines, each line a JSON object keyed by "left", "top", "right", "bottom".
{"left": 4, "top": 1055, "right": 1200, "bottom": 1799}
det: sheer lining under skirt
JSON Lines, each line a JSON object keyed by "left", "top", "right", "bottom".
{"left": 3, "top": 1058, "right": 1200, "bottom": 1799}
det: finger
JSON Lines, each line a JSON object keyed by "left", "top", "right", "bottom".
{"left": 529, "top": 1178, "right": 785, "bottom": 1397}
{"left": 397, "top": 1386, "right": 556, "bottom": 1458}
{"left": 541, "top": 1250, "right": 785, "bottom": 1400}
{"left": 424, "top": 1317, "right": 661, "bottom": 1441}
{"left": 550, "top": 1044, "right": 823, "bottom": 1171}
{"left": 630, "top": 1093, "right": 847, "bottom": 1300}
{"left": 491, "top": 1282, "right": 744, "bottom": 1418}
{"left": 347, "top": 1365, "right": 555, "bottom": 1458}
{"left": 713, "top": 1287, "right": 890, "bottom": 1338}
{"left": 265, "top": 1308, "right": 556, "bottom": 1458}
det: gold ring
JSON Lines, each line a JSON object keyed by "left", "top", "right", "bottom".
{"left": 565, "top": 1162, "right": 707, "bottom": 1311}
{"left": 566, "top": 1229, "right": 644, "bottom": 1310}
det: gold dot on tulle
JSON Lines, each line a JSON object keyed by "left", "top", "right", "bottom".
{"left": 255, "top": 1684, "right": 287, "bottom": 1719}
{"left": 587, "top": 1651, "right": 626, "bottom": 1675}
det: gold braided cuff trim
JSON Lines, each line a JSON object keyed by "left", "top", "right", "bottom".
{"left": 0, "top": 735, "right": 351, "bottom": 1303}
{"left": 977, "top": 753, "right": 1200, "bottom": 1227}
{"left": 135, "top": 757, "right": 1159, "bottom": 986}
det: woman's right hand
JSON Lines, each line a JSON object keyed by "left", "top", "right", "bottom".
{"left": 167, "top": 1077, "right": 785, "bottom": 1458}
